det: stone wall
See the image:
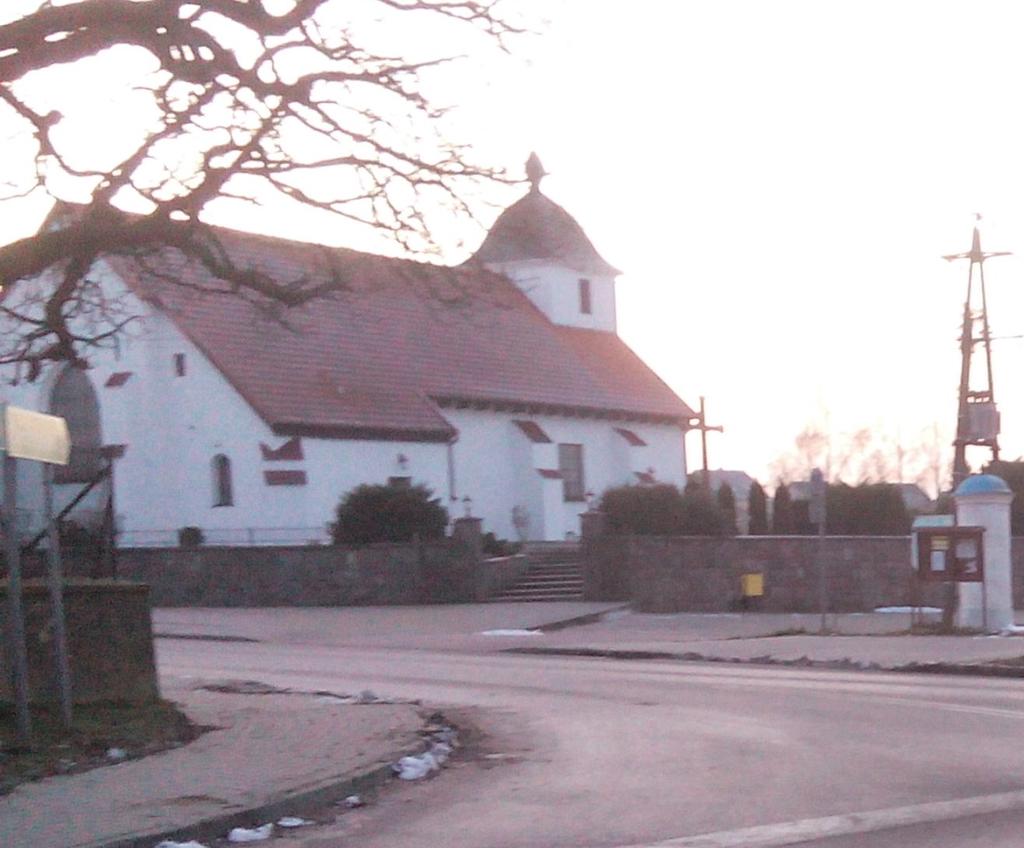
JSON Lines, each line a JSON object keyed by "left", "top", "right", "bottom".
{"left": 475, "top": 554, "right": 529, "bottom": 601}
{"left": 114, "top": 538, "right": 481, "bottom": 607}
{"left": 0, "top": 580, "right": 159, "bottom": 704}
{"left": 583, "top": 533, "right": 959, "bottom": 613}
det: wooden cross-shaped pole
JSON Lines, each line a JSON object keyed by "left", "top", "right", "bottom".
{"left": 692, "top": 396, "right": 724, "bottom": 489}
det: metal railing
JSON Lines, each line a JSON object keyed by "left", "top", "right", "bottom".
{"left": 117, "top": 526, "right": 332, "bottom": 548}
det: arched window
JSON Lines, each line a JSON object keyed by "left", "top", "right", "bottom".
{"left": 212, "top": 454, "right": 233, "bottom": 507}
{"left": 49, "top": 366, "right": 102, "bottom": 483}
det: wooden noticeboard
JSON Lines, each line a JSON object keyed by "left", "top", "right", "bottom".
{"left": 914, "top": 526, "right": 985, "bottom": 583}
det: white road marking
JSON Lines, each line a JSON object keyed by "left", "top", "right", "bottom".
{"left": 622, "top": 789, "right": 1024, "bottom": 848}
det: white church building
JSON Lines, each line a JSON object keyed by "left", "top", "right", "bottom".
{"left": 6, "top": 161, "right": 695, "bottom": 545}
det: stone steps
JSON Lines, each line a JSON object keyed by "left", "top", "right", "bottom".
{"left": 491, "top": 546, "right": 583, "bottom": 602}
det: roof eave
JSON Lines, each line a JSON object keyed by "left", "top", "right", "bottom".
{"left": 272, "top": 421, "right": 456, "bottom": 444}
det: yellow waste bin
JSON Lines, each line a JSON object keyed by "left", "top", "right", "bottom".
{"left": 740, "top": 572, "right": 764, "bottom": 598}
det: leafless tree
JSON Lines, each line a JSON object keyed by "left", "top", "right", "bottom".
{"left": 0, "top": 0, "right": 522, "bottom": 378}
{"left": 772, "top": 421, "right": 952, "bottom": 494}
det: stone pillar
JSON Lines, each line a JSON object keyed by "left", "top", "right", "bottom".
{"left": 580, "top": 510, "right": 606, "bottom": 601}
{"left": 954, "top": 474, "right": 1014, "bottom": 632}
{"left": 452, "top": 516, "right": 483, "bottom": 564}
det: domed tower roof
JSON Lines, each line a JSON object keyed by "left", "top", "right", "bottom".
{"left": 473, "top": 154, "right": 620, "bottom": 277}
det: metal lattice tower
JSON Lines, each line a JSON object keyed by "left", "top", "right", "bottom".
{"left": 943, "top": 216, "right": 1010, "bottom": 487}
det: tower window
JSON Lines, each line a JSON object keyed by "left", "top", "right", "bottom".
{"left": 174, "top": 353, "right": 186, "bottom": 377}
{"left": 578, "top": 278, "right": 592, "bottom": 314}
{"left": 212, "top": 454, "right": 234, "bottom": 507}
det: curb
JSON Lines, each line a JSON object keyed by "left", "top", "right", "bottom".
{"left": 535, "top": 603, "right": 631, "bottom": 633}
{"left": 91, "top": 759, "right": 400, "bottom": 848}
{"left": 502, "top": 646, "right": 1024, "bottom": 680}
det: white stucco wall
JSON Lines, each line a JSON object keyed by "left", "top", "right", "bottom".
{"left": 484, "top": 259, "right": 617, "bottom": 332}
{"left": 444, "top": 408, "right": 687, "bottom": 542}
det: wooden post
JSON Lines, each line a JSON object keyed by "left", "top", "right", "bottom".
{"left": 692, "top": 396, "right": 723, "bottom": 489}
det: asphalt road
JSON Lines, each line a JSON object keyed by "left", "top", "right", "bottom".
{"left": 156, "top": 625, "right": 1024, "bottom": 848}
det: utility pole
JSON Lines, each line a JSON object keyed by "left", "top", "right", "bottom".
{"left": 690, "top": 396, "right": 724, "bottom": 489}
{"left": 943, "top": 216, "right": 1009, "bottom": 488}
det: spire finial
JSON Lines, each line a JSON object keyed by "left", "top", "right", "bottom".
{"left": 525, "top": 152, "right": 546, "bottom": 192}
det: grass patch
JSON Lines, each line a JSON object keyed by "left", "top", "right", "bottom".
{"left": 0, "top": 699, "right": 205, "bottom": 796}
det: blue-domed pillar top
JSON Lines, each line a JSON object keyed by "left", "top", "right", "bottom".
{"left": 953, "top": 474, "right": 1014, "bottom": 632}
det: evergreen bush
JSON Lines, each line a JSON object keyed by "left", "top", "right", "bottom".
{"left": 747, "top": 481, "right": 768, "bottom": 535}
{"left": 332, "top": 482, "right": 448, "bottom": 545}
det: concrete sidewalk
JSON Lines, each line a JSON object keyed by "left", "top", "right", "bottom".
{"left": 0, "top": 682, "right": 425, "bottom": 848}
{"left": 513, "top": 610, "right": 1024, "bottom": 670}
{"left": 154, "top": 604, "right": 1024, "bottom": 669}
{"left": 153, "top": 602, "right": 620, "bottom": 650}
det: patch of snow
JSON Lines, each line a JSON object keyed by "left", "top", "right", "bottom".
{"left": 276, "top": 817, "right": 312, "bottom": 828}
{"left": 343, "top": 794, "right": 365, "bottom": 808}
{"left": 394, "top": 754, "right": 435, "bottom": 780}
{"left": 105, "top": 747, "right": 127, "bottom": 762}
{"left": 227, "top": 824, "right": 273, "bottom": 842}
{"left": 479, "top": 629, "right": 541, "bottom": 636}
{"left": 155, "top": 842, "right": 207, "bottom": 848}
{"left": 1002, "top": 625, "right": 1024, "bottom": 635}
{"left": 874, "top": 606, "right": 942, "bottom": 614}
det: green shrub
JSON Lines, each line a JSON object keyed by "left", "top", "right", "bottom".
{"left": 600, "top": 484, "right": 686, "bottom": 535}
{"left": 601, "top": 482, "right": 730, "bottom": 536}
{"left": 825, "top": 482, "right": 910, "bottom": 535}
{"left": 716, "top": 482, "right": 737, "bottom": 536}
{"left": 772, "top": 482, "right": 795, "bottom": 533}
{"left": 680, "top": 481, "right": 726, "bottom": 536}
{"left": 332, "top": 482, "right": 448, "bottom": 545}
{"left": 482, "top": 532, "right": 522, "bottom": 558}
{"left": 983, "top": 460, "right": 1024, "bottom": 535}
{"left": 747, "top": 481, "right": 768, "bottom": 534}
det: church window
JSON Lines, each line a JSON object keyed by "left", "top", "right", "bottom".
{"left": 212, "top": 454, "right": 234, "bottom": 507}
{"left": 578, "top": 278, "right": 592, "bottom": 314}
{"left": 558, "top": 443, "right": 585, "bottom": 502}
{"left": 174, "top": 353, "right": 186, "bottom": 377}
{"left": 50, "top": 366, "right": 102, "bottom": 483}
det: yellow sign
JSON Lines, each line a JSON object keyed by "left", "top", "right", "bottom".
{"left": 741, "top": 572, "right": 764, "bottom": 597}
{"left": 1, "top": 405, "right": 70, "bottom": 465}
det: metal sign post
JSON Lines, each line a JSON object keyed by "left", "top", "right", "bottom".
{"left": 809, "top": 468, "right": 828, "bottom": 634}
{"left": 2, "top": 449, "right": 32, "bottom": 748}
{"left": 0, "top": 404, "right": 71, "bottom": 746}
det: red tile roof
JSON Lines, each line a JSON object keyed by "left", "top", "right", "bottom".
{"left": 107, "top": 228, "right": 692, "bottom": 441}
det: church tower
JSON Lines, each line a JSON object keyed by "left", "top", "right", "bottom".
{"left": 473, "top": 154, "right": 619, "bottom": 333}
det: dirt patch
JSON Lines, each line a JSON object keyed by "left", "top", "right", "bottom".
{"left": 0, "top": 699, "right": 209, "bottom": 796}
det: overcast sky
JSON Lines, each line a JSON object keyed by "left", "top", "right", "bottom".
{"left": 5, "top": 1, "right": 1024, "bottom": 489}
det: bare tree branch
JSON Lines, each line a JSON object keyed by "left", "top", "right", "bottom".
{"left": 0, "top": 0, "right": 524, "bottom": 377}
